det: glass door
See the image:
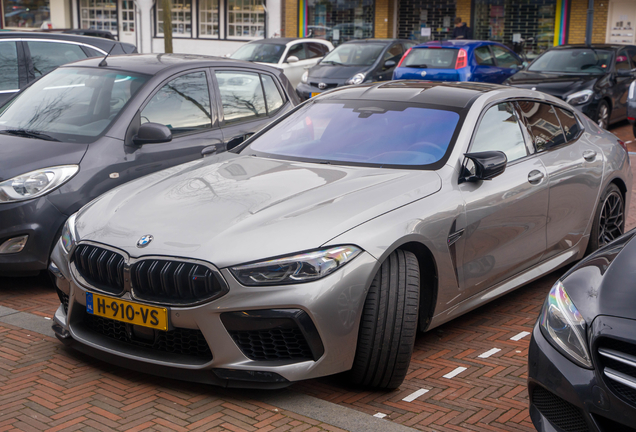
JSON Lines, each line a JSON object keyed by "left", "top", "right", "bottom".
{"left": 119, "top": 0, "right": 136, "bottom": 45}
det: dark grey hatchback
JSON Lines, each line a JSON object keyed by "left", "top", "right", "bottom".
{"left": 0, "top": 54, "right": 299, "bottom": 275}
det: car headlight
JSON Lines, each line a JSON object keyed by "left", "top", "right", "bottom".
{"left": 59, "top": 213, "right": 78, "bottom": 254}
{"left": 301, "top": 70, "right": 309, "bottom": 84}
{"left": 565, "top": 89, "right": 594, "bottom": 105}
{"left": 0, "top": 165, "right": 79, "bottom": 203}
{"left": 540, "top": 280, "right": 592, "bottom": 368}
{"left": 629, "top": 81, "right": 635, "bottom": 100}
{"left": 230, "top": 245, "right": 362, "bottom": 286}
{"left": 345, "top": 73, "right": 366, "bottom": 85}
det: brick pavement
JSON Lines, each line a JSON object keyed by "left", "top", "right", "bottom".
{"left": 0, "top": 123, "right": 634, "bottom": 432}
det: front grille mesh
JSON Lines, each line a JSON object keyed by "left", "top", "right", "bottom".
{"left": 82, "top": 314, "right": 212, "bottom": 360}
{"left": 131, "top": 260, "right": 226, "bottom": 304}
{"left": 229, "top": 327, "right": 313, "bottom": 361}
{"left": 598, "top": 338, "right": 636, "bottom": 407}
{"left": 56, "top": 289, "right": 69, "bottom": 315}
{"left": 74, "top": 245, "right": 125, "bottom": 294}
{"left": 531, "top": 387, "right": 588, "bottom": 432}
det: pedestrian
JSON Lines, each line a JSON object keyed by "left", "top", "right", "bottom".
{"left": 451, "top": 17, "right": 472, "bottom": 39}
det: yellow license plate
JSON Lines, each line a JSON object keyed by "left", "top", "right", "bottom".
{"left": 86, "top": 292, "right": 168, "bottom": 331}
{"left": 311, "top": 92, "right": 321, "bottom": 98}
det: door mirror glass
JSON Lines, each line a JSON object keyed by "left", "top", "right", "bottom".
{"left": 461, "top": 151, "right": 507, "bottom": 183}
{"left": 384, "top": 60, "right": 396, "bottom": 68}
{"left": 133, "top": 122, "right": 172, "bottom": 145}
{"left": 286, "top": 55, "right": 299, "bottom": 64}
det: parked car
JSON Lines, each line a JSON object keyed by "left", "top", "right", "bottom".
{"left": 529, "top": 228, "right": 636, "bottom": 432}
{"left": 392, "top": 40, "right": 524, "bottom": 84}
{"left": 296, "top": 38, "right": 415, "bottom": 100}
{"left": 62, "top": 29, "right": 117, "bottom": 40}
{"left": 0, "top": 32, "right": 137, "bottom": 106}
{"left": 0, "top": 54, "right": 299, "bottom": 276}
{"left": 49, "top": 81, "right": 630, "bottom": 390}
{"left": 505, "top": 44, "right": 636, "bottom": 129}
{"left": 230, "top": 38, "right": 333, "bottom": 88}
{"left": 628, "top": 80, "right": 636, "bottom": 137}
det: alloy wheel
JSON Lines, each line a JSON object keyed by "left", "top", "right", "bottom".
{"left": 597, "top": 104, "right": 609, "bottom": 129}
{"left": 598, "top": 191, "right": 624, "bottom": 246}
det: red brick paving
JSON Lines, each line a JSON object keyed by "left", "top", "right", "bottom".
{"left": 0, "top": 123, "right": 634, "bottom": 432}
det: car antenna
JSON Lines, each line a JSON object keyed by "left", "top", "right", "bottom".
{"left": 98, "top": 45, "right": 116, "bottom": 67}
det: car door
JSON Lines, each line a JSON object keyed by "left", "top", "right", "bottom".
{"left": 491, "top": 44, "right": 522, "bottom": 83}
{"left": 519, "top": 102, "right": 604, "bottom": 259}
{"left": 374, "top": 43, "right": 403, "bottom": 81}
{"left": 611, "top": 48, "right": 633, "bottom": 121}
{"left": 213, "top": 69, "right": 288, "bottom": 150}
{"left": 281, "top": 43, "right": 314, "bottom": 87}
{"left": 471, "top": 45, "right": 500, "bottom": 83}
{"left": 459, "top": 101, "right": 549, "bottom": 294}
{"left": 23, "top": 40, "right": 89, "bottom": 82}
{"left": 0, "top": 39, "right": 27, "bottom": 106}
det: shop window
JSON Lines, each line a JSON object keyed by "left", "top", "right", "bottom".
{"left": 27, "top": 41, "right": 88, "bottom": 78}
{"left": 227, "top": 0, "right": 265, "bottom": 39}
{"left": 492, "top": 45, "right": 520, "bottom": 68}
{"left": 474, "top": 46, "right": 495, "bottom": 65}
{"left": 79, "top": 0, "right": 118, "bottom": 34}
{"left": 0, "top": 41, "right": 19, "bottom": 91}
{"left": 157, "top": 0, "right": 192, "bottom": 36}
{"left": 305, "top": 0, "right": 374, "bottom": 46}
{"left": 121, "top": 0, "right": 135, "bottom": 32}
{"left": 471, "top": 103, "right": 528, "bottom": 163}
{"left": 3, "top": 0, "right": 51, "bottom": 28}
{"left": 397, "top": 0, "right": 455, "bottom": 42}
{"left": 200, "top": 0, "right": 219, "bottom": 37}
{"left": 216, "top": 71, "right": 266, "bottom": 123}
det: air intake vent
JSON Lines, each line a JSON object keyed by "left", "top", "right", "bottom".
{"left": 131, "top": 259, "right": 227, "bottom": 305}
{"left": 73, "top": 245, "right": 125, "bottom": 294}
{"left": 531, "top": 387, "right": 588, "bottom": 432}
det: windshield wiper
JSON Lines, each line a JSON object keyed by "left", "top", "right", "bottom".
{"left": 0, "top": 129, "right": 60, "bottom": 142}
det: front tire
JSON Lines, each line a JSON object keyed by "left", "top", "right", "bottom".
{"left": 587, "top": 183, "right": 625, "bottom": 253}
{"left": 595, "top": 100, "right": 610, "bottom": 129}
{"left": 349, "top": 249, "right": 420, "bottom": 389}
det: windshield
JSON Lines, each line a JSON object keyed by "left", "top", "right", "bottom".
{"left": 0, "top": 67, "right": 148, "bottom": 143}
{"left": 243, "top": 100, "right": 461, "bottom": 167}
{"left": 321, "top": 43, "right": 385, "bottom": 66}
{"left": 528, "top": 49, "right": 612, "bottom": 74}
{"left": 402, "top": 48, "right": 458, "bottom": 69}
{"left": 231, "top": 43, "right": 286, "bottom": 64}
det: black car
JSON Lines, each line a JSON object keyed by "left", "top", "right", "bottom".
{"left": 0, "top": 32, "right": 137, "bottom": 106}
{"left": 528, "top": 226, "right": 636, "bottom": 432}
{"left": 0, "top": 54, "right": 299, "bottom": 276}
{"left": 628, "top": 80, "right": 636, "bottom": 138}
{"left": 505, "top": 44, "right": 636, "bottom": 129}
{"left": 296, "top": 39, "right": 415, "bottom": 100}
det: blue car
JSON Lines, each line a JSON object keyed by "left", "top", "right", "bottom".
{"left": 392, "top": 40, "right": 524, "bottom": 84}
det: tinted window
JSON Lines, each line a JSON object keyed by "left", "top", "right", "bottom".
{"left": 321, "top": 43, "right": 385, "bottom": 66}
{"left": 84, "top": 46, "right": 105, "bottom": 57}
{"left": 492, "top": 45, "right": 520, "bottom": 68}
{"left": 517, "top": 101, "right": 566, "bottom": 151}
{"left": 230, "top": 43, "right": 285, "bottom": 64}
{"left": 474, "top": 46, "right": 494, "bottom": 66}
{"left": 141, "top": 72, "right": 212, "bottom": 135}
{"left": 383, "top": 44, "right": 404, "bottom": 63}
{"left": 528, "top": 49, "right": 612, "bottom": 74}
{"left": 261, "top": 75, "right": 284, "bottom": 115}
{"left": 286, "top": 44, "right": 307, "bottom": 61}
{"left": 402, "top": 48, "right": 458, "bottom": 69}
{"left": 0, "top": 41, "right": 19, "bottom": 91}
{"left": 471, "top": 103, "right": 527, "bottom": 162}
{"left": 616, "top": 50, "right": 631, "bottom": 70}
{"left": 245, "top": 100, "right": 461, "bottom": 167}
{"left": 554, "top": 107, "right": 581, "bottom": 142}
{"left": 307, "top": 43, "right": 328, "bottom": 58}
{"left": 216, "top": 71, "right": 266, "bottom": 124}
{"left": 27, "top": 41, "right": 87, "bottom": 78}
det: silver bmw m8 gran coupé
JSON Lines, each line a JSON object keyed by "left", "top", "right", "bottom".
{"left": 49, "top": 81, "right": 631, "bottom": 389}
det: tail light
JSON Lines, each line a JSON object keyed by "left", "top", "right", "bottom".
{"left": 455, "top": 49, "right": 468, "bottom": 69}
{"left": 397, "top": 48, "right": 412, "bottom": 68}
{"left": 618, "top": 140, "right": 629, "bottom": 153}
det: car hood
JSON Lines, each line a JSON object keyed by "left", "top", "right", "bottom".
{"left": 308, "top": 63, "right": 371, "bottom": 80}
{"left": 0, "top": 134, "right": 88, "bottom": 181}
{"left": 505, "top": 70, "right": 599, "bottom": 99}
{"left": 75, "top": 153, "right": 442, "bottom": 268}
{"left": 562, "top": 230, "right": 636, "bottom": 322}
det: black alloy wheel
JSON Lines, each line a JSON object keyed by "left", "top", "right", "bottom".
{"left": 596, "top": 100, "right": 610, "bottom": 129}
{"left": 588, "top": 183, "right": 625, "bottom": 253}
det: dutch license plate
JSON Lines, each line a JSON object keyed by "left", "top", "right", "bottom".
{"left": 311, "top": 92, "right": 321, "bottom": 98}
{"left": 86, "top": 292, "right": 168, "bottom": 331}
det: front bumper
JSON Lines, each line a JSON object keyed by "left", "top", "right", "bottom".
{"left": 0, "top": 196, "right": 67, "bottom": 275}
{"left": 50, "top": 239, "right": 379, "bottom": 387}
{"left": 296, "top": 82, "right": 344, "bottom": 100}
{"left": 528, "top": 319, "right": 636, "bottom": 432}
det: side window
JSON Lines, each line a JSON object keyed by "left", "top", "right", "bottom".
{"left": 141, "top": 71, "right": 212, "bottom": 135}
{"left": 285, "top": 44, "right": 307, "bottom": 61}
{"left": 627, "top": 47, "right": 636, "bottom": 67}
{"left": 84, "top": 46, "right": 105, "bottom": 58}
{"left": 474, "top": 46, "right": 495, "bottom": 66}
{"left": 491, "top": 45, "right": 520, "bottom": 68}
{"left": 216, "top": 71, "right": 266, "bottom": 124}
{"left": 554, "top": 107, "right": 582, "bottom": 143}
{"left": 616, "top": 50, "right": 631, "bottom": 70}
{"left": 471, "top": 102, "right": 528, "bottom": 163}
{"left": 27, "top": 41, "right": 88, "bottom": 78}
{"left": 516, "top": 101, "right": 566, "bottom": 151}
{"left": 307, "top": 43, "right": 327, "bottom": 59}
{"left": 261, "top": 74, "right": 285, "bottom": 115}
{"left": 0, "top": 41, "right": 19, "bottom": 91}
{"left": 384, "top": 44, "right": 404, "bottom": 63}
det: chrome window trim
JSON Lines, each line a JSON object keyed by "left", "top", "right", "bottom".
{"left": 19, "top": 38, "right": 108, "bottom": 55}
{"left": 0, "top": 89, "right": 19, "bottom": 94}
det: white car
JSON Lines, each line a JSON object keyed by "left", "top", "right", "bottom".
{"left": 230, "top": 38, "right": 334, "bottom": 88}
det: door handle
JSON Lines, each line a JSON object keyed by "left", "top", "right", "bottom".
{"left": 528, "top": 170, "right": 545, "bottom": 184}
{"left": 583, "top": 150, "right": 597, "bottom": 161}
{"left": 201, "top": 143, "right": 224, "bottom": 157}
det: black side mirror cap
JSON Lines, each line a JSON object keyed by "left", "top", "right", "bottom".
{"left": 460, "top": 151, "right": 508, "bottom": 183}
{"left": 133, "top": 122, "right": 172, "bottom": 145}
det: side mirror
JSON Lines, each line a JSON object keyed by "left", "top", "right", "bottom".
{"left": 617, "top": 68, "right": 636, "bottom": 77}
{"left": 460, "top": 151, "right": 507, "bottom": 183}
{"left": 384, "top": 60, "right": 396, "bottom": 69}
{"left": 133, "top": 122, "right": 172, "bottom": 145}
{"left": 287, "top": 55, "right": 299, "bottom": 64}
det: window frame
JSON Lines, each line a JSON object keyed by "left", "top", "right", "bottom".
{"left": 225, "top": 0, "right": 266, "bottom": 40}
{"left": 198, "top": 0, "right": 221, "bottom": 39}
{"left": 514, "top": 99, "right": 582, "bottom": 152}
{"left": 153, "top": 0, "right": 194, "bottom": 39}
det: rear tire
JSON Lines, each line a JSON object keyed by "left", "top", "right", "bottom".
{"left": 587, "top": 183, "right": 625, "bottom": 253}
{"left": 349, "top": 249, "right": 420, "bottom": 389}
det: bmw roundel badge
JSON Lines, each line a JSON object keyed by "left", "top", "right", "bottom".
{"left": 137, "top": 234, "right": 153, "bottom": 248}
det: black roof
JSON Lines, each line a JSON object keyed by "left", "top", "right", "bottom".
{"left": 550, "top": 43, "right": 636, "bottom": 51}
{"left": 0, "top": 31, "right": 136, "bottom": 53}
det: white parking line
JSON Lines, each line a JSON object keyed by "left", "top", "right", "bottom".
{"left": 478, "top": 348, "right": 501, "bottom": 358}
{"left": 443, "top": 367, "right": 467, "bottom": 379}
{"left": 373, "top": 413, "right": 387, "bottom": 419}
{"left": 402, "top": 388, "right": 429, "bottom": 402}
{"left": 510, "top": 331, "right": 531, "bottom": 341}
